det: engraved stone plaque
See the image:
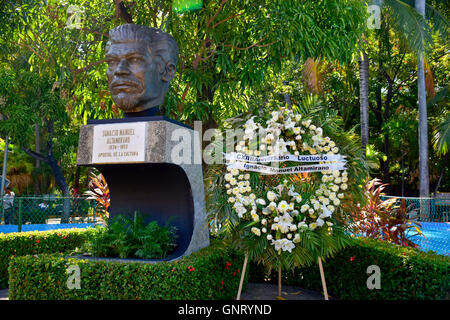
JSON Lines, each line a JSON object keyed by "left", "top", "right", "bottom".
{"left": 92, "top": 122, "right": 146, "bottom": 164}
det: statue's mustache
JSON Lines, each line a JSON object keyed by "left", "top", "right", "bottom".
{"left": 110, "top": 78, "right": 143, "bottom": 92}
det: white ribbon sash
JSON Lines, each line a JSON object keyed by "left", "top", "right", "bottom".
{"left": 224, "top": 152, "right": 346, "bottom": 163}
{"left": 224, "top": 152, "right": 347, "bottom": 174}
{"left": 227, "top": 161, "right": 347, "bottom": 175}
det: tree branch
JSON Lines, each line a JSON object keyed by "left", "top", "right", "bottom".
{"left": 22, "top": 147, "right": 48, "bottom": 163}
{"left": 207, "top": 0, "right": 229, "bottom": 29}
{"left": 212, "top": 11, "right": 244, "bottom": 29}
{"left": 224, "top": 39, "right": 277, "bottom": 50}
{"left": 71, "top": 58, "right": 107, "bottom": 75}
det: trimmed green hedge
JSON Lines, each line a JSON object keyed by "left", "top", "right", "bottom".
{"left": 0, "top": 228, "right": 95, "bottom": 289}
{"left": 8, "top": 242, "right": 247, "bottom": 300}
{"left": 249, "top": 237, "right": 450, "bottom": 300}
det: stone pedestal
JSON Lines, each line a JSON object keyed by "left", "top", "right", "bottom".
{"left": 77, "top": 116, "right": 209, "bottom": 260}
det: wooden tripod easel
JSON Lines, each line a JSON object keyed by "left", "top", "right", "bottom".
{"left": 235, "top": 254, "right": 329, "bottom": 300}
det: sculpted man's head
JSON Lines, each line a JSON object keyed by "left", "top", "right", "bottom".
{"left": 105, "top": 24, "right": 179, "bottom": 116}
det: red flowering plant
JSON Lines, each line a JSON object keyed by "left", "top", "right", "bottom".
{"left": 348, "top": 179, "right": 424, "bottom": 248}
{"left": 84, "top": 171, "right": 110, "bottom": 222}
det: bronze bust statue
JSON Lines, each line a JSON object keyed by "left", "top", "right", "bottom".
{"left": 105, "top": 24, "right": 179, "bottom": 117}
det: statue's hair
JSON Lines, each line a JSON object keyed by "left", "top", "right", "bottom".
{"left": 106, "top": 24, "right": 179, "bottom": 66}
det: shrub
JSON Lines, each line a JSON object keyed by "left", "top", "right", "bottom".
{"left": 0, "top": 228, "right": 94, "bottom": 289}
{"left": 8, "top": 241, "right": 247, "bottom": 300}
{"left": 80, "top": 213, "right": 178, "bottom": 259}
{"left": 249, "top": 237, "right": 450, "bottom": 300}
{"left": 348, "top": 179, "right": 424, "bottom": 247}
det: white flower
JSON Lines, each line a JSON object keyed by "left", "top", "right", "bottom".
{"left": 268, "top": 202, "right": 277, "bottom": 211}
{"left": 267, "top": 234, "right": 273, "bottom": 241}
{"left": 300, "top": 204, "right": 310, "bottom": 213}
{"left": 234, "top": 203, "right": 247, "bottom": 217}
{"left": 277, "top": 200, "right": 289, "bottom": 213}
{"left": 298, "top": 221, "right": 307, "bottom": 229}
{"left": 316, "top": 218, "right": 325, "bottom": 227}
{"left": 231, "top": 168, "right": 239, "bottom": 176}
{"left": 251, "top": 227, "right": 261, "bottom": 236}
{"left": 228, "top": 197, "right": 235, "bottom": 203}
{"left": 256, "top": 198, "right": 266, "bottom": 206}
{"left": 341, "top": 183, "right": 348, "bottom": 190}
{"left": 287, "top": 233, "right": 292, "bottom": 239}
{"left": 251, "top": 211, "right": 260, "bottom": 222}
{"left": 271, "top": 111, "right": 279, "bottom": 121}
{"left": 278, "top": 212, "right": 293, "bottom": 233}
{"left": 320, "top": 203, "right": 333, "bottom": 218}
{"left": 225, "top": 173, "right": 232, "bottom": 181}
{"left": 267, "top": 191, "right": 278, "bottom": 202}
{"left": 261, "top": 219, "right": 267, "bottom": 225}
{"left": 271, "top": 239, "right": 295, "bottom": 252}
{"left": 293, "top": 233, "right": 301, "bottom": 243}
{"left": 302, "top": 119, "right": 312, "bottom": 128}
{"left": 293, "top": 127, "right": 301, "bottom": 134}
{"left": 275, "top": 184, "right": 285, "bottom": 194}
{"left": 309, "top": 223, "right": 318, "bottom": 230}
{"left": 284, "top": 118, "right": 296, "bottom": 130}
{"left": 295, "top": 195, "right": 302, "bottom": 203}
{"left": 333, "top": 198, "right": 341, "bottom": 206}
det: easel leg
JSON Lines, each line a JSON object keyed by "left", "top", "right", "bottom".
{"left": 278, "top": 266, "right": 282, "bottom": 297}
{"left": 318, "top": 257, "right": 329, "bottom": 300}
{"left": 236, "top": 252, "right": 249, "bottom": 300}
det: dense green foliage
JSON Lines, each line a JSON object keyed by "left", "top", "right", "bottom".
{"left": 249, "top": 237, "right": 450, "bottom": 300}
{"left": 8, "top": 241, "right": 247, "bottom": 300}
{"left": 0, "top": 228, "right": 95, "bottom": 288}
{"left": 78, "top": 213, "right": 178, "bottom": 259}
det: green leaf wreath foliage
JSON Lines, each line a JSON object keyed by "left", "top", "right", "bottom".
{"left": 206, "top": 97, "right": 369, "bottom": 273}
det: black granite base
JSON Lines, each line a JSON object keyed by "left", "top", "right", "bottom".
{"left": 95, "top": 163, "right": 195, "bottom": 260}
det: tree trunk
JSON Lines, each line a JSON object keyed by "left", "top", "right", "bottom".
{"left": 34, "top": 123, "right": 40, "bottom": 194}
{"left": 433, "top": 153, "right": 448, "bottom": 196}
{"left": 415, "top": 0, "right": 430, "bottom": 198}
{"left": 47, "top": 156, "right": 71, "bottom": 223}
{"left": 359, "top": 50, "right": 369, "bottom": 151}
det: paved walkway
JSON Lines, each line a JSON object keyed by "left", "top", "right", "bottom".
{"left": 241, "top": 282, "right": 328, "bottom": 300}
{"left": 0, "top": 289, "right": 8, "bottom": 300}
{"left": 0, "top": 283, "right": 327, "bottom": 300}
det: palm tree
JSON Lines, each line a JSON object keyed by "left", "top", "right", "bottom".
{"left": 415, "top": 0, "right": 429, "bottom": 197}
{"left": 358, "top": 0, "right": 447, "bottom": 194}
